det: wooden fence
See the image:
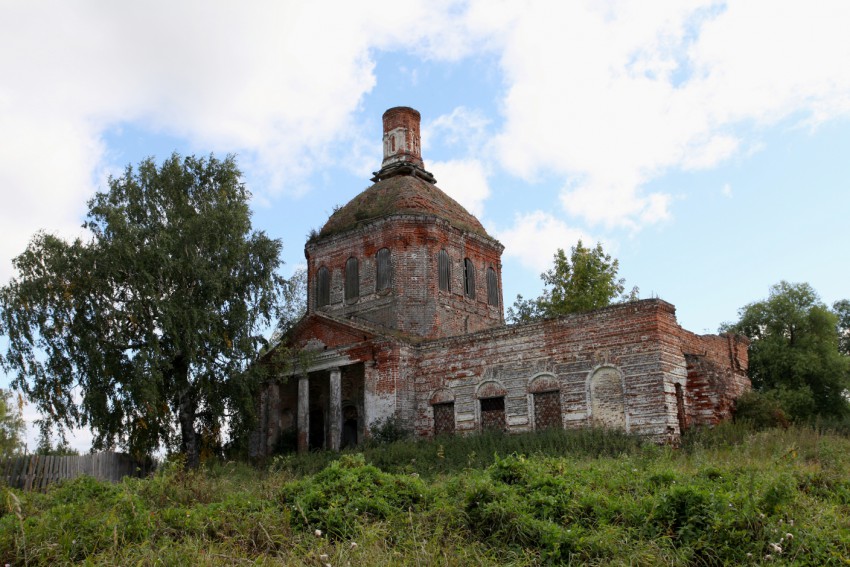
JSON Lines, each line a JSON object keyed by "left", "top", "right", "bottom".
{"left": 1, "top": 452, "right": 152, "bottom": 491}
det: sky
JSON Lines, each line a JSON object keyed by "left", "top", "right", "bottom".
{"left": 2, "top": 0, "right": 849, "bottom": 452}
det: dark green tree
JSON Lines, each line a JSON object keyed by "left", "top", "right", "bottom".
{"left": 507, "top": 240, "right": 636, "bottom": 323}
{"left": 0, "top": 153, "right": 285, "bottom": 467}
{"left": 725, "top": 282, "right": 850, "bottom": 420}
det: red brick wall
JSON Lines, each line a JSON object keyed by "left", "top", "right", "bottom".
{"left": 305, "top": 215, "right": 503, "bottom": 339}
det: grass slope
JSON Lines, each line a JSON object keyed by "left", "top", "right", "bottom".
{"left": 2, "top": 424, "right": 849, "bottom": 565}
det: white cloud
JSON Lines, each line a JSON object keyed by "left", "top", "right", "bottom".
{"left": 496, "top": 211, "right": 591, "bottom": 272}
{"left": 430, "top": 159, "right": 491, "bottom": 218}
{"left": 423, "top": 106, "right": 491, "bottom": 153}
{"left": 472, "top": 0, "right": 850, "bottom": 228}
{"left": 0, "top": 0, "right": 484, "bottom": 282}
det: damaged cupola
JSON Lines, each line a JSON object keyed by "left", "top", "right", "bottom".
{"left": 305, "top": 106, "right": 505, "bottom": 338}
{"left": 371, "top": 106, "right": 436, "bottom": 184}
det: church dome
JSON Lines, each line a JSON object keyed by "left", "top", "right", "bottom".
{"left": 318, "top": 175, "right": 489, "bottom": 239}
{"left": 317, "top": 106, "right": 490, "bottom": 240}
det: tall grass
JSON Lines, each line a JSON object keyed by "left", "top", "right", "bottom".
{"left": 2, "top": 423, "right": 849, "bottom": 565}
{"left": 270, "top": 425, "right": 646, "bottom": 478}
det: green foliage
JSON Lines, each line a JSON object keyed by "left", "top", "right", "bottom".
{"left": 507, "top": 240, "right": 636, "bottom": 323}
{"left": 0, "top": 153, "right": 287, "bottom": 466}
{"left": 725, "top": 281, "right": 850, "bottom": 420}
{"left": 34, "top": 432, "right": 79, "bottom": 456}
{"left": 1, "top": 425, "right": 850, "bottom": 564}
{"left": 281, "top": 453, "right": 428, "bottom": 539}
{"left": 365, "top": 415, "right": 413, "bottom": 446}
{"left": 0, "top": 389, "right": 24, "bottom": 458}
{"left": 733, "top": 390, "right": 790, "bottom": 429}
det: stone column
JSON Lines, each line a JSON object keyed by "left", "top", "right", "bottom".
{"left": 329, "top": 367, "right": 342, "bottom": 451}
{"left": 297, "top": 373, "right": 309, "bottom": 453}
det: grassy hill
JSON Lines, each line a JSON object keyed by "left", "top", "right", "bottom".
{"left": 2, "top": 424, "right": 849, "bottom": 565}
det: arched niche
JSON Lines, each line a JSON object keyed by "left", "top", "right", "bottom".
{"left": 586, "top": 365, "right": 628, "bottom": 431}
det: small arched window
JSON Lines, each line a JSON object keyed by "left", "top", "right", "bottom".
{"left": 464, "top": 258, "right": 476, "bottom": 299}
{"left": 438, "top": 249, "right": 451, "bottom": 292}
{"left": 487, "top": 267, "right": 499, "bottom": 306}
{"left": 345, "top": 257, "right": 359, "bottom": 302}
{"left": 376, "top": 248, "right": 391, "bottom": 291}
{"left": 316, "top": 266, "right": 330, "bottom": 308}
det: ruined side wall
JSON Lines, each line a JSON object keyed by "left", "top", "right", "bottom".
{"left": 409, "top": 299, "right": 680, "bottom": 440}
{"left": 679, "top": 332, "right": 750, "bottom": 427}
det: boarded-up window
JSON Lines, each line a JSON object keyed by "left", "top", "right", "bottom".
{"left": 480, "top": 397, "right": 505, "bottom": 431}
{"left": 534, "top": 391, "right": 561, "bottom": 430}
{"left": 345, "top": 257, "right": 359, "bottom": 302}
{"left": 438, "top": 249, "right": 451, "bottom": 292}
{"left": 589, "top": 367, "right": 626, "bottom": 430}
{"left": 464, "top": 258, "right": 476, "bottom": 299}
{"left": 316, "top": 266, "right": 330, "bottom": 307}
{"left": 433, "top": 402, "right": 455, "bottom": 436}
{"left": 486, "top": 267, "right": 499, "bottom": 306}
{"left": 376, "top": 248, "right": 392, "bottom": 291}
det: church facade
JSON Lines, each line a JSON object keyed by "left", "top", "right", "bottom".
{"left": 252, "top": 107, "right": 750, "bottom": 455}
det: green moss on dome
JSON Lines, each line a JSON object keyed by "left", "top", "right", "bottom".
{"left": 317, "top": 176, "right": 489, "bottom": 240}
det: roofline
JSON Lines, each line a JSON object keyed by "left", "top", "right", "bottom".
{"left": 306, "top": 212, "right": 503, "bottom": 252}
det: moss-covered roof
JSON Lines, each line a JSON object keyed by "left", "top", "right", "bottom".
{"left": 318, "top": 175, "right": 489, "bottom": 239}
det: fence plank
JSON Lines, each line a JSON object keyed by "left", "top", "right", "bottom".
{"left": 1, "top": 452, "right": 150, "bottom": 491}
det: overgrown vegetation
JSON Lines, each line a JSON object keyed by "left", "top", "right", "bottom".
{"left": 3, "top": 424, "right": 850, "bottom": 565}
{"left": 723, "top": 281, "right": 850, "bottom": 422}
{"left": 507, "top": 240, "right": 639, "bottom": 324}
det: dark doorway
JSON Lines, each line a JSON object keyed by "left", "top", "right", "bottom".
{"left": 341, "top": 405, "right": 359, "bottom": 449}
{"left": 309, "top": 409, "right": 325, "bottom": 450}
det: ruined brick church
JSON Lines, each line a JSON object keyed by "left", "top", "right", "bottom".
{"left": 252, "top": 107, "right": 750, "bottom": 455}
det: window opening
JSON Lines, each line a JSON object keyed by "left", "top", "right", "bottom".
{"left": 533, "top": 391, "right": 561, "bottom": 430}
{"left": 316, "top": 266, "right": 330, "bottom": 307}
{"left": 433, "top": 402, "right": 455, "bottom": 436}
{"left": 345, "top": 257, "right": 359, "bottom": 302}
{"left": 480, "top": 397, "right": 505, "bottom": 431}
{"left": 487, "top": 267, "right": 499, "bottom": 306}
{"left": 464, "top": 258, "right": 476, "bottom": 299}
{"left": 376, "top": 248, "right": 391, "bottom": 291}
{"left": 438, "top": 249, "right": 451, "bottom": 292}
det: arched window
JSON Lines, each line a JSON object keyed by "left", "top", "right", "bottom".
{"left": 438, "top": 249, "right": 451, "bottom": 292}
{"left": 376, "top": 248, "right": 391, "bottom": 291}
{"left": 487, "top": 267, "right": 499, "bottom": 306}
{"left": 464, "top": 258, "right": 476, "bottom": 299}
{"left": 345, "top": 257, "right": 359, "bottom": 302}
{"left": 316, "top": 266, "right": 330, "bottom": 307}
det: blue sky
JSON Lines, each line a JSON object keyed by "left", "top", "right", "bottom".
{"left": 2, "top": 1, "right": 849, "bottom": 450}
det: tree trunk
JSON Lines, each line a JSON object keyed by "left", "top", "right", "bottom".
{"left": 179, "top": 394, "right": 200, "bottom": 469}
{"left": 174, "top": 354, "right": 200, "bottom": 469}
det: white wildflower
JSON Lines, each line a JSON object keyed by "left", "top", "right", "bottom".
{"left": 350, "top": 541, "right": 358, "bottom": 550}
{"left": 764, "top": 554, "right": 773, "bottom": 560}
{"left": 785, "top": 533, "right": 794, "bottom": 540}
{"left": 314, "top": 529, "right": 323, "bottom": 537}
{"left": 769, "top": 543, "right": 782, "bottom": 554}
{"left": 319, "top": 554, "right": 329, "bottom": 561}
